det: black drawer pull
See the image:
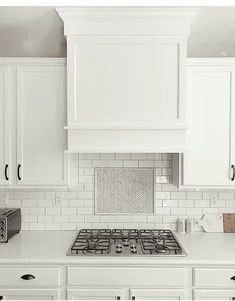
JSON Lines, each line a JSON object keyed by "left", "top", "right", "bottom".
{"left": 17, "top": 164, "right": 21, "bottom": 181}
{"left": 0, "top": 296, "right": 3, "bottom": 300}
{"left": 231, "top": 276, "right": 235, "bottom": 281}
{"left": 232, "top": 298, "right": 235, "bottom": 301}
{"left": 131, "top": 297, "right": 135, "bottom": 301}
{"left": 21, "top": 274, "right": 35, "bottom": 280}
{"left": 116, "top": 297, "right": 121, "bottom": 300}
{"left": 5, "top": 164, "right": 9, "bottom": 181}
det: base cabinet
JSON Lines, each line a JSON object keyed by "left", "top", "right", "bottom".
{"left": 0, "top": 289, "right": 60, "bottom": 300}
{"left": 193, "top": 289, "right": 235, "bottom": 300}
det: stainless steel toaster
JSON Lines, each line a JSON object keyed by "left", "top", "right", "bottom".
{"left": 0, "top": 208, "right": 21, "bottom": 242}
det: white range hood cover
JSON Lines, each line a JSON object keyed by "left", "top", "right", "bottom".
{"left": 57, "top": 7, "right": 198, "bottom": 153}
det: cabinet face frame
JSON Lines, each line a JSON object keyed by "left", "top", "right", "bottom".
{"left": 0, "top": 66, "right": 11, "bottom": 185}
{"left": 15, "top": 64, "right": 69, "bottom": 186}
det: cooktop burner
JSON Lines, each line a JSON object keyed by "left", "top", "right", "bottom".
{"left": 67, "top": 229, "right": 186, "bottom": 256}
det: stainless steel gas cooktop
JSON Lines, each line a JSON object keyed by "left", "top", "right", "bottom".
{"left": 67, "top": 229, "right": 186, "bottom": 256}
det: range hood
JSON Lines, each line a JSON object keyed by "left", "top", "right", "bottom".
{"left": 57, "top": 7, "right": 197, "bottom": 153}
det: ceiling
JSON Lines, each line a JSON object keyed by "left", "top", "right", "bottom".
{"left": 0, "top": 7, "right": 235, "bottom": 57}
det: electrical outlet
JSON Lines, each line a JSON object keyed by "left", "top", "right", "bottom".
{"left": 55, "top": 193, "right": 63, "bottom": 206}
{"left": 0, "top": 193, "right": 8, "bottom": 206}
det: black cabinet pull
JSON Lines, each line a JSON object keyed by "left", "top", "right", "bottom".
{"left": 231, "top": 276, "right": 235, "bottom": 281}
{"left": 4, "top": 164, "right": 8, "bottom": 181}
{"left": 0, "top": 296, "right": 3, "bottom": 300}
{"left": 231, "top": 165, "right": 235, "bottom": 181}
{"left": 232, "top": 298, "right": 235, "bottom": 301}
{"left": 116, "top": 297, "right": 121, "bottom": 300}
{"left": 21, "top": 274, "right": 35, "bottom": 280}
{"left": 131, "top": 297, "right": 136, "bottom": 300}
{"left": 17, "top": 164, "right": 21, "bottom": 180}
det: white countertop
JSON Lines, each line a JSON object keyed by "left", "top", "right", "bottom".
{"left": 0, "top": 231, "right": 235, "bottom": 265}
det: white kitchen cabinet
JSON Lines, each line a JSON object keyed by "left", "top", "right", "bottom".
{"left": 180, "top": 59, "right": 235, "bottom": 188}
{"left": 193, "top": 289, "right": 235, "bottom": 300}
{"left": 0, "top": 66, "right": 11, "bottom": 186}
{"left": 67, "top": 288, "right": 125, "bottom": 300}
{"left": 130, "top": 289, "right": 187, "bottom": 300}
{"left": 16, "top": 64, "right": 68, "bottom": 186}
{"left": 0, "top": 289, "right": 60, "bottom": 300}
{"left": 0, "top": 58, "right": 69, "bottom": 187}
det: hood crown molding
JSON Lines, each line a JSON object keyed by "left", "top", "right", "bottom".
{"left": 57, "top": 7, "right": 199, "bottom": 22}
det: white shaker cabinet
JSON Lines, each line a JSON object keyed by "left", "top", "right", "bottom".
{"left": 0, "top": 58, "right": 69, "bottom": 187}
{"left": 16, "top": 64, "right": 68, "bottom": 186}
{"left": 0, "top": 66, "right": 11, "bottom": 186}
{"left": 180, "top": 59, "right": 235, "bottom": 188}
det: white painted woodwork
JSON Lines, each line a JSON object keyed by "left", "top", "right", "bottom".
{"left": 0, "top": 58, "right": 70, "bottom": 188}
{"left": 181, "top": 59, "right": 235, "bottom": 188}
{"left": 67, "top": 288, "right": 125, "bottom": 300}
{"left": 0, "top": 289, "right": 60, "bottom": 300}
{"left": 57, "top": 8, "right": 197, "bottom": 153}
{"left": 0, "top": 66, "right": 11, "bottom": 185}
{"left": 67, "top": 267, "right": 187, "bottom": 287}
{"left": 67, "top": 129, "right": 186, "bottom": 153}
{"left": 129, "top": 289, "right": 187, "bottom": 300}
{"left": 193, "top": 268, "right": 235, "bottom": 288}
{"left": 16, "top": 65, "right": 68, "bottom": 186}
{"left": 193, "top": 289, "right": 235, "bottom": 300}
{"left": 0, "top": 267, "right": 60, "bottom": 286}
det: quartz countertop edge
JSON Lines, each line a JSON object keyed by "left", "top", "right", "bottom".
{"left": 0, "top": 231, "right": 234, "bottom": 265}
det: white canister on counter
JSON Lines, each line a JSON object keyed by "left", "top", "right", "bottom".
{"left": 185, "top": 218, "right": 193, "bottom": 233}
{"left": 176, "top": 218, "right": 185, "bottom": 233}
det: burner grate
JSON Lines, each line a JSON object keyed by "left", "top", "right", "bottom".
{"left": 140, "top": 229, "right": 183, "bottom": 255}
{"left": 70, "top": 229, "right": 111, "bottom": 255}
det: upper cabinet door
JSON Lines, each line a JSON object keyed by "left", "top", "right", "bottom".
{"left": 16, "top": 65, "right": 68, "bottom": 186}
{"left": 0, "top": 66, "right": 11, "bottom": 185}
{"left": 182, "top": 62, "right": 233, "bottom": 187}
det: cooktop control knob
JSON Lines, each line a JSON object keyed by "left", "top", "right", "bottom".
{"left": 131, "top": 247, "right": 137, "bottom": 253}
{"left": 116, "top": 243, "right": 122, "bottom": 253}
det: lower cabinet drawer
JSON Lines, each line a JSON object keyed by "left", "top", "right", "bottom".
{"left": 193, "top": 268, "right": 235, "bottom": 287}
{"left": 67, "top": 267, "right": 187, "bottom": 287}
{"left": 0, "top": 267, "right": 61, "bottom": 286}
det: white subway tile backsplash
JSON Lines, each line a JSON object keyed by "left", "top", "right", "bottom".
{"left": 2, "top": 153, "right": 235, "bottom": 231}
{"left": 123, "top": 160, "right": 138, "bottom": 167}
{"left": 219, "top": 192, "right": 234, "bottom": 200}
